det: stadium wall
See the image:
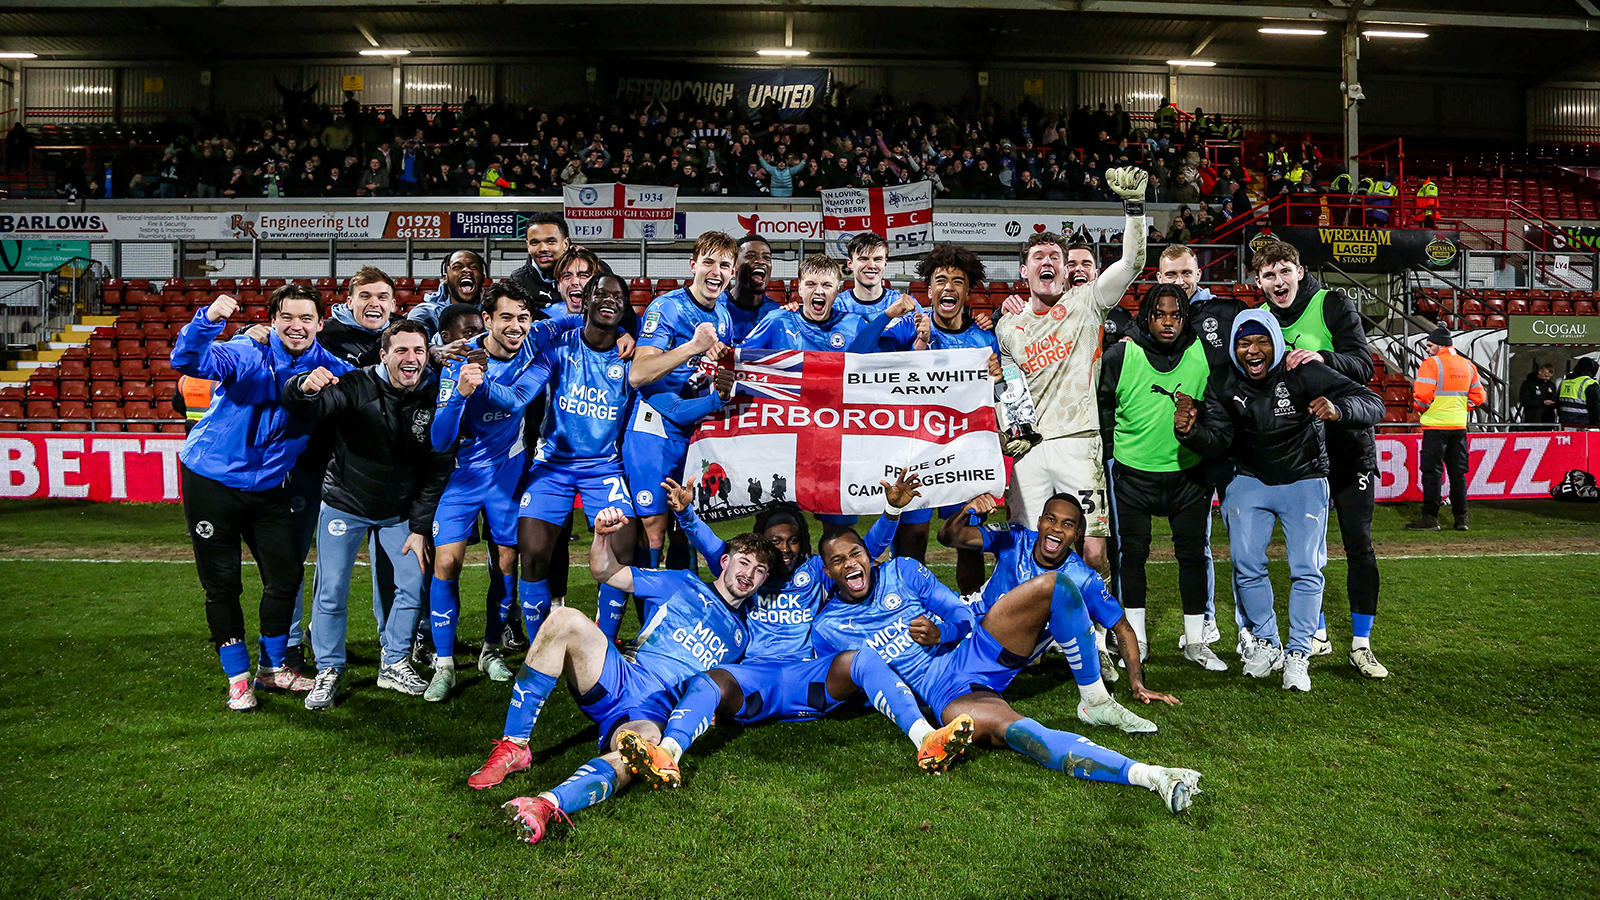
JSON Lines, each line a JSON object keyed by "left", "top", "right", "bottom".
{"left": 10, "top": 59, "right": 1553, "bottom": 141}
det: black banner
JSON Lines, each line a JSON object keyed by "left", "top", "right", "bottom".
{"left": 611, "top": 64, "right": 831, "bottom": 121}
{"left": 1255, "top": 227, "right": 1461, "bottom": 273}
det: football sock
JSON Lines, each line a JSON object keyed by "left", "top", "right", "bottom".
{"left": 851, "top": 650, "right": 927, "bottom": 747}
{"left": 647, "top": 546, "right": 663, "bottom": 568}
{"left": 485, "top": 573, "right": 514, "bottom": 644}
{"left": 502, "top": 665, "right": 560, "bottom": 743}
{"left": 661, "top": 674, "right": 722, "bottom": 757}
{"left": 659, "top": 737, "right": 685, "bottom": 763}
{"left": 1182, "top": 614, "right": 1206, "bottom": 648}
{"left": 218, "top": 640, "right": 250, "bottom": 678}
{"left": 1124, "top": 607, "right": 1147, "bottom": 646}
{"left": 258, "top": 634, "right": 289, "bottom": 669}
{"left": 428, "top": 576, "right": 460, "bottom": 660}
{"left": 1352, "top": 613, "right": 1374, "bottom": 641}
{"left": 1004, "top": 717, "right": 1133, "bottom": 785}
{"left": 519, "top": 579, "right": 552, "bottom": 639}
{"left": 1315, "top": 611, "right": 1328, "bottom": 641}
{"left": 543, "top": 758, "right": 618, "bottom": 815}
{"left": 1047, "top": 573, "right": 1103, "bottom": 688}
{"left": 596, "top": 584, "right": 628, "bottom": 641}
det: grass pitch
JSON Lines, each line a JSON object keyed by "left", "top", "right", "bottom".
{"left": 1, "top": 498, "right": 1597, "bottom": 899}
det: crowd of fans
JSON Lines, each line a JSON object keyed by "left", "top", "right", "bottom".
{"left": 10, "top": 88, "right": 1265, "bottom": 214}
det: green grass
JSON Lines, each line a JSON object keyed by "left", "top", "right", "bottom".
{"left": 1, "top": 499, "right": 1598, "bottom": 899}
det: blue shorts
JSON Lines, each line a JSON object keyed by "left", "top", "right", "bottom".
{"left": 719, "top": 655, "right": 840, "bottom": 725}
{"left": 921, "top": 624, "right": 1024, "bottom": 725}
{"left": 622, "top": 431, "right": 687, "bottom": 517}
{"left": 894, "top": 503, "right": 964, "bottom": 526}
{"left": 519, "top": 458, "right": 635, "bottom": 526}
{"left": 432, "top": 453, "right": 527, "bottom": 546}
{"left": 574, "top": 641, "right": 680, "bottom": 751}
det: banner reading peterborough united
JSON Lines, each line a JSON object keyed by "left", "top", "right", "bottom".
{"left": 684, "top": 348, "right": 1004, "bottom": 521}
{"left": 562, "top": 184, "right": 677, "bottom": 241}
{"left": 821, "top": 181, "right": 934, "bottom": 258}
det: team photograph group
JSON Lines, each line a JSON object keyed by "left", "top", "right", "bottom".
{"left": 162, "top": 159, "right": 1464, "bottom": 845}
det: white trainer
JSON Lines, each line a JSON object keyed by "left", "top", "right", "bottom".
{"left": 1282, "top": 650, "right": 1311, "bottom": 692}
{"left": 1077, "top": 698, "right": 1158, "bottom": 734}
{"left": 1240, "top": 638, "right": 1284, "bottom": 679}
{"left": 1152, "top": 767, "right": 1203, "bottom": 814}
{"left": 1183, "top": 641, "right": 1229, "bottom": 672}
{"left": 1235, "top": 627, "right": 1255, "bottom": 660}
{"left": 424, "top": 663, "right": 455, "bottom": 703}
{"left": 1349, "top": 646, "right": 1390, "bottom": 679}
{"left": 378, "top": 661, "right": 429, "bottom": 695}
{"left": 304, "top": 667, "right": 342, "bottom": 710}
{"left": 1310, "top": 635, "right": 1334, "bottom": 657}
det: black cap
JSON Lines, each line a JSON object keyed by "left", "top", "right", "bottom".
{"left": 1427, "top": 326, "right": 1452, "bottom": 347}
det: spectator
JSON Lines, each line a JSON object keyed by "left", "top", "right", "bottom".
{"left": 220, "top": 165, "right": 252, "bottom": 199}
{"left": 758, "top": 151, "right": 805, "bottom": 197}
{"left": 1169, "top": 172, "right": 1201, "bottom": 205}
{"left": 1292, "top": 171, "right": 1324, "bottom": 225}
{"left": 5, "top": 122, "right": 33, "bottom": 169}
{"left": 1558, "top": 358, "right": 1600, "bottom": 426}
{"left": 1520, "top": 362, "right": 1559, "bottom": 424}
{"left": 358, "top": 157, "right": 389, "bottom": 197}
{"left": 194, "top": 144, "right": 227, "bottom": 198}
{"left": 1407, "top": 327, "right": 1487, "bottom": 532}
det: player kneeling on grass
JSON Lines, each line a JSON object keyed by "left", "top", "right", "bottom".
{"left": 937, "top": 491, "right": 1169, "bottom": 733}
{"left": 488, "top": 508, "right": 777, "bottom": 844}
{"left": 612, "top": 471, "right": 975, "bottom": 790}
{"left": 745, "top": 525, "right": 1198, "bottom": 814}
{"left": 1173, "top": 309, "right": 1382, "bottom": 693}
{"left": 283, "top": 320, "right": 454, "bottom": 708}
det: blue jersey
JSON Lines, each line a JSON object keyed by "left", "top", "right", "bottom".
{"left": 631, "top": 568, "right": 749, "bottom": 691}
{"left": 431, "top": 325, "right": 566, "bottom": 468}
{"left": 929, "top": 317, "right": 999, "bottom": 353}
{"left": 742, "top": 307, "right": 897, "bottom": 353}
{"left": 976, "top": 524, "right": 1124, "bottom": 631}
{"left": 835, "top": 286, "right": 912, "bottom": 318}
{"left": 534, "top": 329, "right": 633, "bottom": 465}
{"left": 727, "top": 296, "right": 783, "bottom": 344}
{"left": 633, "top": 288, "right": 734, "bottom": 442}
{"left": 672, "top": 505, "right": 900, "bottom": 662}
{"left": 810, "top": 557, "right": 974, "bottom": 695}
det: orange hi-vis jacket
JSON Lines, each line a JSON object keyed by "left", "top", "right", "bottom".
{"left": 1413, "top": 346, "right": 1486, "bottom": 430}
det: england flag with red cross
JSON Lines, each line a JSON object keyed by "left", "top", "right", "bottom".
{"left": 684, "top": 347, "right": 1003, "bottom": 521}
{"left": 564, "top": 184, "right": 677, "bottom": 241}
{"left": 821, "top": 181, "right": 935, "bottom": 258}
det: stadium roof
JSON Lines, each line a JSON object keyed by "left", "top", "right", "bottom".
{"left": 4, "top": 2, "right": 1600, "bottom": 80}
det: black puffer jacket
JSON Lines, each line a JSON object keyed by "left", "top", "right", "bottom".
{"left": 283, "top": 365, "right": 453, "bottom": 534}
{"left": 1265, "top": 275, "right": 1378, "bottom": 472}
{"left": 1177, "top": 309, "right": 1382, "bottom": 485}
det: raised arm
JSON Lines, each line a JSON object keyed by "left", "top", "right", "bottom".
{"left": 937, "top": 494, "right": 998, "bottom": 552}
{"left": 170, "top": 297, "right": 246, "bottom": 381}
{"left": 666, "top": 477, "right": 728, "bottom": 575}
{"left": 430, "top": 360, "right": 477, "bottom": 453}
{"left": 588, "top": 506, "right": 636, "bottom": 593}
{"left": 1092, "top": 167, "right": 1151, "bottom": 311}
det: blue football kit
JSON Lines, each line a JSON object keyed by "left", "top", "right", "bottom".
{"left": 624, "top": 288, "right": 734, "bottom": 516}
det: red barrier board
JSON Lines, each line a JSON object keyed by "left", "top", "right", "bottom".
{"left": 0, "top": 435, "right": 185, "bottom": 502}
{"left": 1375, "top": 431, "right": 1598, "bottom": 502}
{"left": 1, "top": 431, "right": 1596, "bottom": 506}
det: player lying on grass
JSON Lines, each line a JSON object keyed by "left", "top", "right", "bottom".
{"left": 611, "top": 470, "right": 976, "bottom": 790}
{"left": 625, "top": 523, "right": 1201, "bottom": 813}
{"left": 486, "top": 507, "right": 777, "bottom": 844}
{"left": 938, "top": 491, "right": 1168, "bottom": 732}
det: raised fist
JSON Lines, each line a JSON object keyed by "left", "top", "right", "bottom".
{"left": 206, "top": 294, "right": 240, "bottom": 324}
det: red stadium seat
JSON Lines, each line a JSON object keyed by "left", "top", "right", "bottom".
{"left": 25, "top": 400, "right": 54, "bottom": 419}
{"left": 1486, "top": 314, "right": 1507, "bottom": 329}
{"left": 1553, "top": 300, "right": 1573, "bottom": 315}
{"left": 26, "top": 380, "right": 57, "bottom": 400}
{"left": 89, "top": 360, "right": 117, "bottom": 381}
{"left": 58, "top": 404, "right": 90, "bottom": 433}
{"left": 124, "top": 404, "right": 158, "bottom": 433}
{"left": 392, "top": 277, "right": 415, "bottom": 291}
{"left": 58, "top": 380, "right": 89, "bottom": 402}
{"left": 144, "top": 340, "right": 171, "bottom": 359}
{"left": 91, "top": 381, "right": 121, "bottom": 401}
{"left": 114, "top": 321, "right": 141, "bottom": 341}
{"left": 314, "top": 277, "right": 338, "bottom": 292}
{"left": 90, "top": 401, "right": 123, "bottom": 431}
{"left": 0, "top": 401, "right": 21, "bottom": 431}
{"left": 122, "top": 382, "right": 154, "bottom": 403}
{"left": 655, "top": 278, "right": 680, "bottom": 294}
{"left": 1576, "top": 300, "right": 1597, "bottom": 315}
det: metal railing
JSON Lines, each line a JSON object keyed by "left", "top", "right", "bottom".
{"left": 0, "top": 277, "right": 48, "bottom": 349}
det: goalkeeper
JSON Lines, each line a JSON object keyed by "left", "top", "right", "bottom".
{"left": 995, "top": 166, "right": 1149, "bottom": 576}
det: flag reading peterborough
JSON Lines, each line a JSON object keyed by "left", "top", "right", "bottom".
{"left": 685, "top": 348, "right": 1004, "bottom": 520}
